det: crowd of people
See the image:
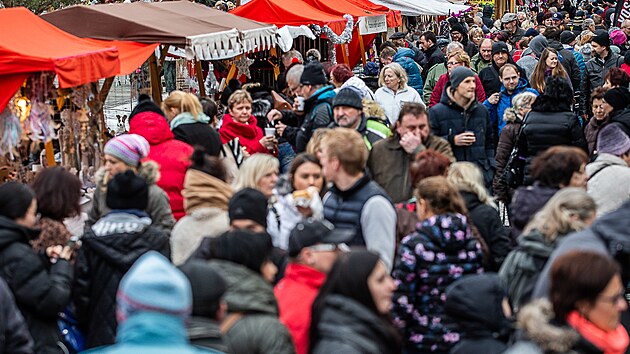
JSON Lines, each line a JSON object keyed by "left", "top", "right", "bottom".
{"left": 3, "top": 0, "right": 630, "bottom": 353}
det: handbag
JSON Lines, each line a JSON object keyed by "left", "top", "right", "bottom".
{"left": 57, "top": 308, "right": 85, "bottom": 354}
{"left": 502, "top": 113, "right": 529, "bottom": 189}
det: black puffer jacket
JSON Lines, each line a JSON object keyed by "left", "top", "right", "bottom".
{"left": 509, "top": 183, "right": 559, "bottom": 239}
{"left": 172, "top": 121, "right": 222, "bottom": 157}
{"left": 0, "top": 276, "right": 33, "bottom": 354}
{"left": 445, "top": 274, "right": 513, "bottom": 354}
{"left": 460, "top": 191, "right": 512, "bottom": 271}
{"left": 73, "top": 211, "right": 170, "bottom": 349}
{"left": 0, "top": 216, "right": 73, "bottom": 354}
{"left": 312, "top": 295, "right": 400, "bottom": 354}
{"left": 422, "top": 44, "right": 445, "bottom": 82}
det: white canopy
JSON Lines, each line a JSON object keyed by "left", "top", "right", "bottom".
{"left": 371, "top": 0, "right": 470, "bottom": 16}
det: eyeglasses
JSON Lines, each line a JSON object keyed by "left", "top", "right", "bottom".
{"left": 598, "top": 291, "right": 627, "bottom": 305}
{"left": 289, "top": 83, "right": 303, "bottom": 93}
{"left": 308, "top": 243, "right": 351, "bottom": 252}
{"left": 447, "top": 61, "right": 462, "bottom": 66}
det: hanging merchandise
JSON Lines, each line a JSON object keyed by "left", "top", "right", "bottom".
{"left": 26, "top": 100, "right": 58, "bottom": 142}
{"left": 310, "top": 14, "right": 354, "bottom": 65}
{"left": 235, "top": 55, "right": 255, "bottom": 79}
{"left": 58, "top": 109, "right": 80, "bottom": 168}
{"left": 0, "top": 106, "right": 23, "bottom": 160}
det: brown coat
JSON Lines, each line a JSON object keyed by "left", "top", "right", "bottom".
{"left": 367, "top": 134, "right": 454, "bottom": 203}
{"left": 584, "top": 116, "right": 610, "bottom": 156}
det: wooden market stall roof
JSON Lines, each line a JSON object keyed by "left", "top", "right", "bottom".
{"left": 0, "top": 7, "right": 157, "bottom": 113}
{"left": 41, "top": 1, "right": 277, "bottom": 60}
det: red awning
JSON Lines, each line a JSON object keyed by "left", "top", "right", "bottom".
{"left": 231, "top": 0, "right": 345, "bottom": 30}
{"left": 302, "top": 0, "right": 400, "bottom": 28}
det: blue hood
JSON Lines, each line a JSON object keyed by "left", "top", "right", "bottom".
{"left": 501, "top": 77, "right": 529, "bottom": 93}
{"left": 393, "top": 47, "right": 415, "bottom": 61}
{"left": 116, "top": 312, "right": 188, "bottom": 346}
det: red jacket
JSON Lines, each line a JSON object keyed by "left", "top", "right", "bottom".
{"left": 274, "top": 263, "right": 326, "bottom": 354}
{"left": 429, "top": 73, "right": 487, "bottom": 107}
{"left": 219, "top": 114, "right": 271, "bottom": 155}
{"left": 128, "top": 111, "right": 193, "bottom": 220}
{"left": 622, "top": 63, "right": 630, "bottom": 78}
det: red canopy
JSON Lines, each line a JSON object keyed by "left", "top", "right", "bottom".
{"left": 302, "top": 0, "right": 400, "bottom": 28}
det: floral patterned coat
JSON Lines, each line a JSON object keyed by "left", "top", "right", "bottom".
{"left": 391, "top": 213, "right": 484, "bottom": 353}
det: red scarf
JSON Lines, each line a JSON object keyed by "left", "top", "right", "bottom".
{"left": 567, "top": 310, "right": 630, "bottom": 354}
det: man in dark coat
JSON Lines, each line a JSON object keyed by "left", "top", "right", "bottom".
{"left": 479, "top": 42, "right": 528, "bottom": 97}
{"left": 74, "top": 171, "right": 171, "bottom": 349}
{"left": 0, "top": 272, "right": 33, "bottom": 353}
{"left": 581, "top": 32, "right": 624, "bottom": 117}
{"left": 501, "top": 13, "right": 525, "bottom": 46}
{"left": 450, "top": 22, "right": 479, "bottom": 58}
{"left": 419, "top": 31, "right": 446, "bottom": 82}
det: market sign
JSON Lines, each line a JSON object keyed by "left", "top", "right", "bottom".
{"left": 614, "top": 0, "right": 630, "bottom": 28}
{"left": 358, "top": 15, "right": 387, "bottom": 35}
{"left": 469, "top": 0, "right": 494, "bottom": 6}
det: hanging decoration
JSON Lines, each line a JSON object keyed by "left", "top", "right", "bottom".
{"left": 0, "top": 106, "right": 23, "bottom": 160}
{"left": 26, "top": 100, "right": 58, "bottom": 142}
{"left": 310, "top": 14, "right": 354, "bottom": 65}
{"left": 235, "top": 55, "right": 255, "bottom": 79}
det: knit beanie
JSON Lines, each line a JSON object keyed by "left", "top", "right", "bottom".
{"left": 103, "top": 134, "right": 150, "bottom": 167}
{"left": 117, "top": 251, "right": 192, "bottom": 323}
{"left": 179, "top": 260, "right": 227, "bottom": 318}
{"left": 209, "top": 229, "right": 273, "bottom": 274}
{"left": 597, "top": 123, "right": 630, "bottom": 156}
{"left": 604, "top": 87, "right": 630, "bottom": 111}
{"left": 451, "top": 23, "right": 466, "bottom": 35}
{"left": 592, "top": 31, "right": 611, "bottom": 47}
{"left": 450, "top": 67, "right": 475, "bottom": 90}
{"left": 300, "top": 61, "right": 328, "bottom": 85}
{"left": 492, "top": 41, "right": 510, "bottom": 56}
{"left": 228, "top": 188, "right": 268, "bottom": 227}
{"left": 129, "top": 94, "right": 166, "bottom": 121}
{"left": 333, "top": 87, "right": 363, "bottom": 110}
{"left": 525, "top": 28, "right": 539, "bottom": 37}
{"left": 106, "top": 170, "right": 149, "bottom": 211}
{"left": 610, "top": 29, "right": 627, "bottom": 46}
{"left": 560, "top": 31, "right": 577, "bottom": 45}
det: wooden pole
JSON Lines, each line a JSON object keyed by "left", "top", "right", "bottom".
{"left": 148, "top": 53, "right": 162, "bottom": 104}
{"left": 341, "top": 44, "right": 350, "bottom": 65}
{"left": 44, "top": 141, "right": 56, "bottom": 167}
{"left": 358, "top": 35, "right": 367, "bottom": 67}
{"left": 195, "top": 60, "right": 206, "bottom": 97}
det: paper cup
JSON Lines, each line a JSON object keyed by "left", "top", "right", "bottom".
{"left": 296, "top": 97, "right": 305, "bottom": 111}
{"left": 264, "top": 127, "right": 276, "bottom": 137}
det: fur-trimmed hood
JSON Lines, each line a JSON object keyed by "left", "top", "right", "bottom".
{"left": 95, "top": 160, "right": 160, "bottom": 188}
{"left": 517, "top": 299, "right": 579, "bottom": 353}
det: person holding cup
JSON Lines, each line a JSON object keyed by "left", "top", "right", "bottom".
{"left": 220, "top": 89, "right": 278, "bottom": 156}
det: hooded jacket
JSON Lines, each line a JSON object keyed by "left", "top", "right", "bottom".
{"left": 429, "top": 72, "right": 486, "bottom": 107}
{"left": 171, "top": 112, "right": 222, "bottom": 157}
{"left": 510, "top": 183, "right": 559, "bottom": 239}
{"left": 74, "top": 211, "right": 171, "bottom": 348}
{"left": 207, "top": 260, "right": 294, "bottom": 354}
{"left": 581, "top": 51, "right": 624, "bottom": 115}
{"left": 281, "top": 86, "right": 336, "bottom": 153}
{"left": 0, "top": 216, "right": 73, "bottom": 354}
{"left": 87, "top": 161, "right": 175, "bottom": 231}
{"left": 422, "top": 44, "right": 446, "bottom": 82}
{"left": 337, "top": 76, "right": 374, "bottom": 100}
{"left": 394, "top": 48, "right": 424, "bottom": 93}
{"left": 444, "top": 274, "right": 513, "bottom": 354}
{"left": 219, "top": 113, "right": 270, "bottom": 155}
{"left": 391, "top": 213, "right": 484, "bottom": 353}
{"left": 586, "top": 153, "right": 630, "bottom": 217}
{"left": 129, "top": 111, "right": 194, "bottom": 220}
{"left": 516, "top": 35, "right": 548, "bottom": 80}
{"left": 483, "top": 77, "right": 538, "bottom": 135}
{"left": 312, "top": 295, "right": 400, "bottom": 354}
{"left": 479, "top": 59, "right": 528, "bottom": 97}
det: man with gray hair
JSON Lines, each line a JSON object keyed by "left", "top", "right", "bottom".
{"left": 422, "top": 41, "right": 464, "bottom": 102}
{"left": 471, "top": 38, "right": 493, "bottom": 73}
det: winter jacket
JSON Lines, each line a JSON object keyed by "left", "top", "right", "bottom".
{"left": 337, "top": 76, "right": 374, "bottom": 100}
{"left": 219, "top": 113, "right": 270, "bottom": 155}
{"left": 394, "top": 48, "right": 424, "bottom": 93}
{"left": 391, "top": 213, "right": 484, "bottom": 354}
{"left": 312, "top": 295, "right": 400, "bottom": 354}
{"left": 506, "top": 27, "right": 525, "bottom": 47}
{"left": 498, "top": 229, "right": 556, "bottom": 313}
{"left": 479, "top": 61, "right": 528, "bottom": 97}
{"left": 548, "top": 39, "right": 582, "bottom": 91}
{"left": 87, "top": 161, "right": 176, "bottom": 231}
{"left": 429, "top": 73, "right": 486, "bottom": 107}
{"left": 564, "top": 45, "right": 586, "bottom": 80}
{"left": 429, "top": 86, "right": 496, "bottom": 186}
{"left": 0, "top": 216, "right": 73, "bottom": 354}
{"left": 610, "top": 109, "right": 630, "bottom": 137}
{"left": 187, "top": 317, "right": 228, "bottom": 353}
{"left": 374, "top": 85, "right": 424, "bottom": 125}
{"left": 171, "top": 112, "right": 223, "bottom": 156}
{"left": 504, "top": 299, "right": 604, "bottom": 354}
{"left": 31, "top": 217, "right": 72, "bottom": 252}
{"left": 0, "top": 276, "right": 33, "bottom": 354}
{"left": 281, "top": 86, "right": 335, "bottom": 153}
{"left": 205, "top": 260, "right": 295, "bottom": 354}
{"left": 444, "top": 274, "right": 512, "bottom": 354}
{"left": 509, "top": 183, "right": 559, "bottom": 239}
{"left": 471, "top": 53, "right": 492, "bottom": 74}
{"left": 460, "top": 191, "right": 512, "bottom": 271}
{"left": 586, "top": 153, "right": 630, "bottom": 216}
{"left": 483, "top": 78, "right": 538, "bottom": 135}
{"left": 129, "top": 111, "right": 194, "bottom": 220}
{"left": 74, "top": 211, "right": 171, "bottom": 349}
{"left": 85, "top": 312, "right": 219, "bottom": 354}
{"left": 584, "top": 116, "right": 610, "bottom": 155}
{"left": 422, "top": 44, "right": 446, "bottom": 82}
{"left": 493, "top": 115, "right": 522, "bottom": 204}
{"left": 581, "top": 51, "right": 624, "bottom": 115}
{"left": 423, "top": 63, "right": 448, "bottom": 103}
{"left": 171, "top": 169, "right": 232, "bottom": 265}
{"left": 274, "top": 263, "right": 325, "bottom": 354}
{"left": 368, "top": 134, "right": 455, "bottom": 203}
{"left": 522, "top": 109, "right": 588, "bottom": 161}
{"left": 327, "top": 114, "right": 390, "bottom": 150}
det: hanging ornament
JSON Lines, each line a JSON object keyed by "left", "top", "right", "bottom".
{"left": 26, "top": 100, "right": 58, "bottom": 142}
{"left": 320, "top": 14, "right": 354, "bottom": 45}
{"left": 235, "top": 55, "right": 255, "bottom": 79}
{"left": 0, "top": 107, "right": 23, "bottom": 160}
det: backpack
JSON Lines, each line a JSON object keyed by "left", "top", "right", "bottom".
{"left": 499, "top": 242, "right": 550, "bottom": 313}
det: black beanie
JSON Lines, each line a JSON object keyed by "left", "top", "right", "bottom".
{"left": 179, "top": 260, "right": 227, "bottom": 318}
{"left": 129, "top": 94, "right": 165, "bottom": 121}
{"left": 604, "top": 87, "right": 630, "bottom": 111}
{"left": 333, "top": 87, "right": 363, "bottom": 110}
{"left": 592, "top": 31, "right": 611, "bottom": 47}
{"left": 492, "top": 41, "right": 510, "bottom": 56}
{"left": 210, "top": 230, "right": 273, "bottom": 274}
{"left": 451, "top": 23, "right": 466, "bottom": 35}
{"left": 300, "top": 61, "right": 328, "bottom": 85}
{"left": 228, "top": 188, "right": 268, "bottom": 228}
{"left": 106, "top": 170, "right": 149, "bottom": 211}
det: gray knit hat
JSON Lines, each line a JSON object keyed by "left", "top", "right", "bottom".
{"left": 450, "top": 67, "right": 475, "bottom": 90}
{"left": 597, "top": 123, "right": 630, "bottom": 156}
{"left": 333, "top": 88, "right": 363, "bottom": 110}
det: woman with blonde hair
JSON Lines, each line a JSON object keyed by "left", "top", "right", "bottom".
{"left": 162, "top": 90, "right": 223, "bottom": 156}
{"left": 429, "top": 50, "right": 486, "bottom": 107}
{"left": 530, "top": 48, "right": 571, "bottom": 93}
{"left": 232, "top": 153, "right": 279, "bottom": 199}
{"left": 448, "top": 162, "right": 511, "bottom": 271}
{"left": 499, "top": 188, "right": 597, "bottom": 312}
{"left": 374, "top": 62, "right": 424, "bottom": 125}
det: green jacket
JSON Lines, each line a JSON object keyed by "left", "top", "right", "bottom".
{"left": 208, "top": 260, "right": 295, "bottom": 354}
{"left": 471, "top": 53, "right": 491, "bottom": 74}
{"left": 422, "top": 63, "right": 447, "bottom": 103}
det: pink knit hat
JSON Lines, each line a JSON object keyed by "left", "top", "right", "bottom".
{"left": 610, "top": 29, "right": 627, "bottom": 46}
